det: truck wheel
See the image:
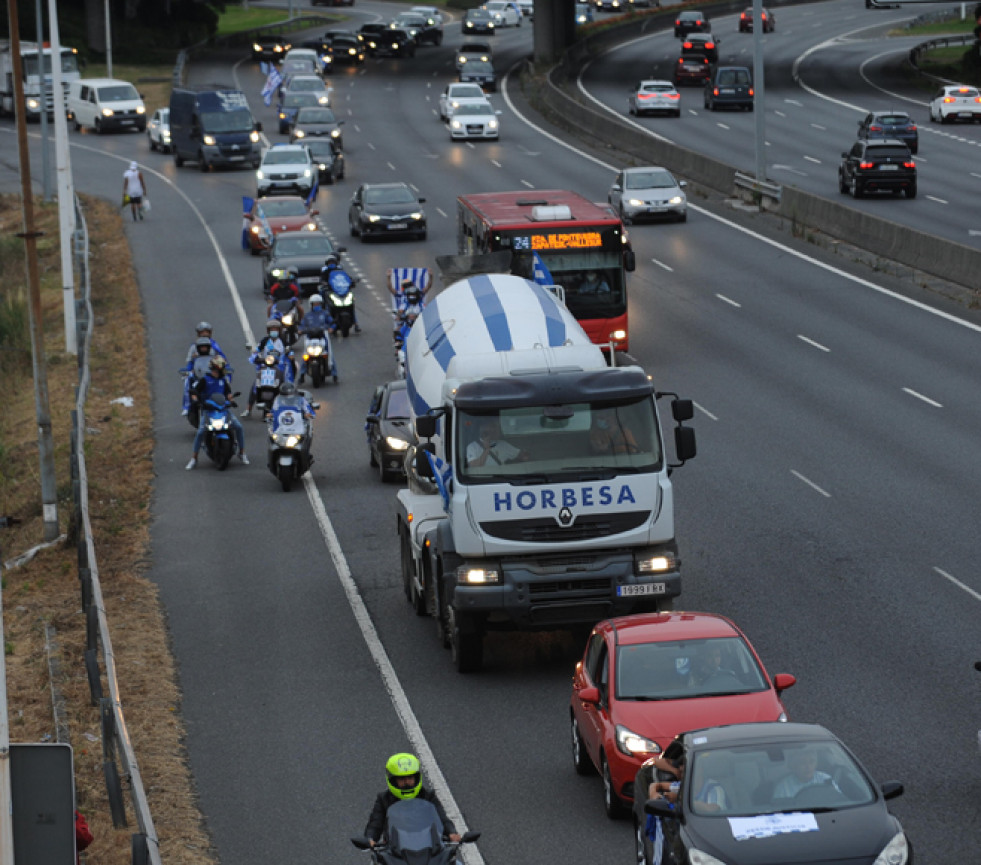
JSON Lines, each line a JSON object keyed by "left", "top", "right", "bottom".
{"left": 401, "top": 529, "right": 426, "bottom": 615}
{"left": 448, "top": 607, "right": 482, "bottom": 672}
{"left": 175, "top": 152, "right": 184, "bottom": 168}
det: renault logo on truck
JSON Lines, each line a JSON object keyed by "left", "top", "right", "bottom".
{"left": 558, "top": 507, "right": 573, "bottom": 526}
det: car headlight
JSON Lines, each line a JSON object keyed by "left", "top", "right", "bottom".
{"left": 626, "top": 198, "right": 645, "bottom": 207}
{"left": 162, "top": 132, "right": 171, "bottom": 141}
{"left": 253, "top": 42, "right": 262, "bottom": 52}
{"left": 250, "top": 130, "right": 260, "bottom": 143}
{"left": 451, "top": 119, "right": 462, "bottom": 129}
{"left": 385, "top": 436, "right": 410, "bottom": 451}
{"left": 330, "top": 129, "right": 341, "bottom": 138}
{"left": 318, "top": 94, "right": 330, "bottom": 104}
{"left": 408, "top": 211, "right": 424, "bottom": 220}
{"left": 872, "top": 833, "right": 909, "bottom": 865}
{"left": 26, "top": 97, "right": 40, "bottom": 111}
{"left": 457, "top": 566, "right": 499, "bottom": 584}
{"left": 303, "top": 168, "right": 312, "bottom": 177}
{"left": 294, "top": 129, "right": 305, "bottom": 138}
{"left": 256, "top": 169, "right": 265, "bottom": 180}
{"left": 250, "top": 225, "right": 261, "bottom": 236}
{"left": 101, "top": 108, "right": 114, "bottom": 117}
{"left": 202, "top": 134, "right": 216, "bottom": 146}
{"left": 615, "top": 724, "right": 660, "bottom": 757}
{"left": 636, "top": 551, "right": 678, "bottom": 574}
{"left": 459, "top": 55, "right": 468, "bottom": 63}
{"left": 488, "top": 119, "right": 498, "bottom": 129}
{"left": 304, "top": 222, "right": 317, "bottom": 231}
{"left": 668, "top": 195, "right": 684, "bottom": 205}
{"left": 367, "top": 214, "right": 381, "bottom": 222}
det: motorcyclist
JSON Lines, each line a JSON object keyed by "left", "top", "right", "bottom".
{"left": 184, "top": 321, "right": 228, "bottom": 364}
{"left": 269, "top": 382, "right": 317, "bottom": 422}
{"left": 186, "top": 357, "right": 248, "bottom": 469}
{"left": 296, "top": 294, "right": 338, "bottom": 384}
{"left": 243, "top": 322, "right": 294, "bottom": 417}
{"left": 320, "top": 254, "right": 361, "bottom": 334}
{"left": 393, "top": 305, "right": 420, "bottom": 350}
{"left": 364, "top": 753, "right": 461, "bottom": 846}
{"left": 180, "top": 336, "right": 218, "bottom": 416}
{"left": 267, "top": 267, "right": 304, "bottom": 321}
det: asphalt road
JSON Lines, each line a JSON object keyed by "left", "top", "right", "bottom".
{"left": 2, "top": 2, "right": 980, "bottom": 863}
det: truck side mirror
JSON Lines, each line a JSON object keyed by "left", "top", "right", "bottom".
{"left": 416, "top": 415, "right": 437, "bottom": 439}
{"left": 671, "top": 398, "right": 693, "bottom": 422}
{"left": 674, "top": 425, "right": 696, "bottom": 462}
{"left": 415, "top": 443, "right": 435, "bottom": 477}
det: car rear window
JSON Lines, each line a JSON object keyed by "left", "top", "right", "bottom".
{"left": 877, "top": 114, "right": 911, "bottom": 125}
{"left": 867, "top": 146, "right": 910, "bottom": 159}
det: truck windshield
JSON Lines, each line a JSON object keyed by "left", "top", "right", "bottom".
{"left": 200, "top": 108, "right": 255, "bottom": 133}
{"left": 22, "top": 52, "right": 79, "bottom": 77}
{"left": 455, "top": 399, "right": 662, "bottom": 483}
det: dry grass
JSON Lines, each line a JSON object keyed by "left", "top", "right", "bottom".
{"left": 0, "top": 193, "right": 215, "bottom": 865}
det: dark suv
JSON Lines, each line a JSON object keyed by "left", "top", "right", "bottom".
{"left": 838, "top": 139, "right": 916, "bottom": 199}
{"left": 857, "top": 111, "right": 918, "bottom": 154}
{"left": 359, "top": 23, "right": 417, "bottom": 57}
{"left": 674, "top": 10, "right": 709, "bottom": 37}
{"left": 392, "top": 12, "right": 443, "bottom": 45}
{"left": 704, "top": 66, "right": 753, "bottom": 111}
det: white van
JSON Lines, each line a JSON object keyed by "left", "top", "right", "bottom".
{"left": 67, "top": 78, "right": 146, "bottom": 133}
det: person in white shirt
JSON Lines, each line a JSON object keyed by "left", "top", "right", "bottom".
{"left": 122, "top": 161, "right": 147, "bottom": 222}
{"left": 465, "top": 418, "right": 525, "bottom": 467}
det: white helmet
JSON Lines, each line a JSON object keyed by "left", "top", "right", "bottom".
{"left": 309, "top": 294, "right": 324, "bottom": 305}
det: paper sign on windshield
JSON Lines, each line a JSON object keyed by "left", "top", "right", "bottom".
{"left": 728, "top": 813, "right": 818, "bottom": 841}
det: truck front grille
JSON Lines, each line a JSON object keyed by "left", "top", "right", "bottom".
{"left": 480, "top": 511, "right": 649, "bottom": 543}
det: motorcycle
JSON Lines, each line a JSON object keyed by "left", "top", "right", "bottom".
{"left": 270, "top": 298, "right": 302, "bottom": 348}
{"left": 265, "top": 394, "right": 319, "bottom": 492}
{"left": 322, "top": 265, "right": 359, "bottom": 337}
{"left": 301, "top": 331, "right": 337, "bottom": 387}
{"left": 200, "top": 393, "right": 241, "bottom": 470}
{"left": 351, "top": 799, "right": 479, "bottom": 865}
{"left": 252, "top": 350, "right": 287, "bottom": 417}
{"left": 180, "top": 354, "right": 212, "bottom": 428}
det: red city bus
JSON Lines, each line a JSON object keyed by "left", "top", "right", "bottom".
{"left": 457, "top": 190, "right": 636, "bottom": 351}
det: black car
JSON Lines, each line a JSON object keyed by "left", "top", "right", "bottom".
{"left": 458, "top": 59, "right": 497, "bottom": 92}
{"left": 839, "top": 139, "right": 916, "bottom": 199}
{"left": 252, "top": 35, "right": 291, "bottom": 62}
{"left": 277, "top": 91, "right": 322, "bottom": 135}
{"left": 704, "top": 66, "right": 753, "bottom": 111}
{"left": 366, "top": 380, "right": 415, "bottom": 482}
{"left": 290, "top": 106, "right": 345, "bottom": 149}
{"left": 358, "top": 23, "right": 389, "bottom": 56}
{"left": 462, "top": 8, "right": 497, "bottom": 35}
{"left": 328, "top": 33, "right": 365, "bottom": 66}
{"left": 857, "top": 110, "right": 918, "bottom": 154}
{"left": 738, "top": 6, "right": 775, "bottom": 32}
{"left": 369, "top": 27, "right": 417, "bottom": 58}
{"left": 392, "top": 12, "right": 443, "bottom": 45}
{"left": 674, "top": 10, "right": 709, "bottom": 37}
{"left": 673, "top": 54, "right": 711, "bottom": 86}
{"left": 304, "top": 138, "right": 345, "bottom": 185}
{"left": 262, "top": 230, "right": 345, "bottom": 296}
{"left": 635, "top": 723, "right": 910, "bottom": 865}
{"left": 681, "top": 33, "right": 720, "bottom": 63}
{"left": 348, "top": 182, "right": 427, "bottom": 242}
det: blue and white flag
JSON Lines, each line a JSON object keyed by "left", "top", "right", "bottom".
{"left": 304, "top": 175, "right": 319, "bottom": 207}
{"left": 531, "top": 251, "right": 554, "bottom": 287}
{"left": 261, "top": 67, "right": 283, "bottom": 107}
{"left": 424, "top": 450, "right": 453, "bottom": 512}
{"left": 241, "top": 196, "right": 255, "bottom": 250}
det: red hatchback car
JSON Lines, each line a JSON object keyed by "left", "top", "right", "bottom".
{"left": 569, "top": 611, "right": 796, "bottom": 817}
{"left": 244, "top": 195, "right": 320, "bottom": 254}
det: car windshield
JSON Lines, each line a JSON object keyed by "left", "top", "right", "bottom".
{"left": 867, "top": 146, "right": 910, "bottom": 159}
{"left": 23, "top": 51, "right": 79, "bottom": 76}
{"left": 680, "top": 11, "right": 702, "bottom": 20}
{"left": 454, "top": 103, "right": 493, "bottom": 116}
{"left": 200, "top": 108, "right": 254, "bottom": 134}
{"left": 284, "top": 93, "right": 319, "bottom": 109}
{"left": 625, "top": 169, "right": 677, "bottom": 190}
{"left": 333, "top": 37, "right": 358, "bottom": 47}
{"left": 617, "top": 637, "right": 767, "bottom": 700}
{"left": 264, "top": 150, "right": 309, "bottom": 165}
{"left": 289, "top": 78, "right": 326, "bottom": 92}
{"left": 469, "top": 10, "right": 492, "bottom": 19}
{"left": 97, "top": 84, "right": 139, "bottom": 102}
{"left": 365, "top": 186, "right": 417, "bottom": 205}
{"left": 451, "top": 85, "right": 486, "bottom": 99}
{"left": 641, "top": 84, "right": 673, "bottom": 94}
{"left": 686, "top": 741, "right": 876, "bottom": 818}
{"left": 386, "top": 389, "right": 411, "bottom": 419}
{"left": 257, "top": 199, "right": 307, "bottom": 217}
{"left": 273, "top": 236, "right": 334, "bottom": 257}
{"left": 305, "top": 140, "right": 337, "bottom": 157}
{"left": 455, "top": 399, "right": 662, "bottom": 483}
{"left": 283, "top": 60, "right": 316, "bottom": 74}
{"left": 717, "top": 69, "right": 750, "bottom": 86}
{"left": 396, "top": 15, "right": 426, "bottom": 25}
{"left": 297, "top": 108, "right": 336, "bottom": 123}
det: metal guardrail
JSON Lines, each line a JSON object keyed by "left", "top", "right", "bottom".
{"left": 909, "top": 33, "right": 976, "bottom": 81}
{"left": 69, "top": 198, "right": 161, "bottom": 865}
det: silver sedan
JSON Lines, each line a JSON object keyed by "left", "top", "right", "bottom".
{"left": 608, "top": 166, "right": 687, "bottom": 224}
{"left": 628, "top": 80, "right": 681, "bottom": 118}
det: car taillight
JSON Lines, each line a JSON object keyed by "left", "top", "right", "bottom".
{"left": 639, "top": 93, "right": 653, "bottom": 99}
{"left": 749, "top": 88, "right": 754, "bottom": 96}
{"left": 904, "top": 160, "right": 915, "bottom": 169}
{"left": 675, "top": 18, "right": 681, "bottom": 24}
{"left": 713, "top": 88, "right": 720, "bottom": 96}
{"left": 740, "top": 12, "right": 747, "bottom": 18}
{"left": 684, "top": 41, "right": 693, "bottom": 49}
{"left": 944, "top": 97, "right": 955, "bottom": 103}
{"left": 667, "top": 93, "right": 680, "bottom": 99}
{"left": 975, "top": 97, "right": 981, "bottom": 104}
{"left": 706, "top": 41, "right": 715, "bottom": 48}
{"left": 859, "top": 161, "right": 874, "bottom": 169}
{"left": 869, "top": 125, "right": 882, "bottom": 132}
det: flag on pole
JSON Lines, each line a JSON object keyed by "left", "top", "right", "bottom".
{"left": 424, "top": 450, "right": 454, "bottom": 511}
{"left": 304, "top": 174, "right": 319, "bottom": 207}
{"left": 261, "top": 67, "right": 283, "bottom": 107}
{"left": 241, "top": 196, "right": 255, "bottom": 250}
{"left": 531, "top": 251, "right": 553, "bottom": 286}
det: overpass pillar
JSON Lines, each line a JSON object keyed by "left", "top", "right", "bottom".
{"left": 533, "top": 0, "right": 577, "bottom": 64}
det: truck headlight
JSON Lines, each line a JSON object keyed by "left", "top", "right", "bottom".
{"left": 202, "top": 134, "right": 216, "bottom": 146}
{"left": 26, "top": 97, "right": 40, "bottom": 111}
{"left": 256, "top": 170, "right": 265, "bottom": 180}
{"left": 136, "top": 105, "right": 145, "bottom": 115}
{"left": 250, "top": 130, "right": 260, "bottom": 143}
{"left": 457, "top": 567, "right": 499, "bottom": 585}
{"left": 636, "top": 552, "right": 677, "bottom": 574}
{"left": 101, "top": 108, "right": 114, "bottom": 117}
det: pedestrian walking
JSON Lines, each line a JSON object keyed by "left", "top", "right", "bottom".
{"left": 122, "top": 161, "right": 147, "bottom": 222}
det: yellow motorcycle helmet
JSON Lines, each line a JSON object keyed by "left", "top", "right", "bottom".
{"left": 386, "top": 753, "right": 422, "bottom": 800}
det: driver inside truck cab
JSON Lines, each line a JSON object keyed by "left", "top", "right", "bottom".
{"left": 465, "top": 418, "right": 526, "bottom": 467}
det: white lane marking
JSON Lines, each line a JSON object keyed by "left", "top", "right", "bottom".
{"left": 784, "top": 99, "right": 803, "bottom": 107}
{"left": 798, "top": 334, "right": 829, "bottom": 352}
{"left": 436, "top": 207, "right": 448, "bottom": 219}
{"left": 902, "top": 387, "right": 942, "bottom": 407}
{"left": 791, "top": 470, "right": 831, "bottom": 497}
{"left": 803, "top": 155, "right": 821, "bottom": 164}
{"left": 716, "top": 293, "right": 741, "bottom": 307}
{"left": 302, "top": 475, "right": 483, "bottom": 865}
{"left": 651, "top": 258, "right": 673, "bottom": 272}
{"left": 694, "top": 401, "right": 718, "bottom": 421}
{"left": 933, "top": 567, "right": 981, "bottom": 603}
{"left": 520, "top": 179, "right": 535, "bottom": 187}
{"left": 387, "top": 161, "right": 397, "bottom": 170}
{"left": 774, "top": 110, "right": 787, "bottom": 117}
{"left": 491, "top": 159, "right": 502, "bottom": 167}
{"left": 716, "top": 122, "right": 730, "bottom": 130}
{"left": 925, "top": 195, "right": 948, "bottom": 205}
{"left": 810, "top": 123, "right": 826, "bottom": 130}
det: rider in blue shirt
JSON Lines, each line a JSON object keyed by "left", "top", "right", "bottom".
{"left": 320, "top": 255, "right": 361, "bottom": 333}
{"left": 186, "top": 357, "right": 248, "bottom": 469}
{"left": 296, "top": 294, "right": 338, "bottom": 383}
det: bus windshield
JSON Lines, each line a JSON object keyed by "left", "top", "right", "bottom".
{"left": 455, "top": 398, "right": 662, "bottom": 484}
{"left": 531, "top": 250, "right": 626, "bottom": 318}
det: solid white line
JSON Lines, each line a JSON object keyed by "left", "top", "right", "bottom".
{"left": 716, "top": 294, "right": 741, "bottom": 307}
{"left": 491, "top": 159, "right": 502, "bottom": 167}
{"left": 520, "top": 179, "right": 535, "bottom": 187}
{"left": 925, "top": 195, "right": 948, "bottom": 205}
{"left": 803, "top": 155, "right": 821, "bottom": 164}
{"left": 694, "top": 401, "right": 718, "bottom": 422}
{"left": 933, "top": 567, "right": 981, "bottom": 603}
{"left": 791, "top": 470, "right": 831, "bottom": 497}
{"left": 797, "top": 334, "right": 829, "bottom": 352}
{"left": 303, "top": 476, "right": 483, "bottom": 865}
{"left": 902, "top": 387, "right": 942, "bottom": 407}
{"left": 436, "top": 207, "right": 448, "bottom": 219}
{"left": 651, "top": 258, "right": 673, "bottom": 272}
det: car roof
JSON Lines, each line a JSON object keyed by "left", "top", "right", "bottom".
{"left": 682, "top": 721, "right": 836, "bottom": 749}
{"left": 598, "top": 611, "right": 741, "bottom": 646}
{"left": 364, "top": 181, "right": 413, "bottom": 190}
{"left": 638, "top": 79, "right": 675, "bottom": 88}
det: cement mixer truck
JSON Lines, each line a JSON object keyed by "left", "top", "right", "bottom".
{"left": 396, "top": 273, "right": 696, "bottom": 672}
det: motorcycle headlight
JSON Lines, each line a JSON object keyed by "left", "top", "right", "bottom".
{"left": 385, "top": 436, "right": 410, "bottom": 451}
{"left": 208, "top": 417, "right": 229, "bottom": 431}
{"left": 282, "top": 313, "right": 295, "bottom": 325}
{"left": 307, "top": 344, "right": 324, "bottom": 356}
{"left": 615, "top": 724, "right": 660, "bottom": 757}
{"left": 272, "top": 433, "right": 303, "bottom": 447}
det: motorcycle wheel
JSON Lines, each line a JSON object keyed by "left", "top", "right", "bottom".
{"left": 340, "top": 323, "right": 350, "bottom": 338}
{"left": 214, "top": 438, "right": 232, "bottom": 471}
{"left": 277, "top": 464, "right": 293, "bottom": 492}
{"left": 311, "top": 366, "right": 323, "bottom": 388}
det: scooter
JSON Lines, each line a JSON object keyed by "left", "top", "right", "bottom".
{"left": 200, "top": 393, "right": 240, "bottom": 470}
{"left": 323, "top": 265, "right": 359, "bottom": 337}
{"left": 300, "top": 332, "right": 337, "bottom": 387}
{"left": 270, "top": 298, "right": 302, "bottom": 348}
{"left": 180, "top": 354, "right": 212, "bottom": 428}
{"left": 265, "top": 394, "right": 318, "bottom": 492}
{"left": 251, "top": 351, "right": 287, "bottom": 417}
{"left": 351, "top": 799, "right": 479, "bottom": 865}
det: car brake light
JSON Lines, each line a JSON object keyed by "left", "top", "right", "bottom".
{"left": 869, "top": 125, "right": 882, "bottom": 132}
{"left": 944, "top": 97, "right": 954, "bottom": 103}
{"left": 684, "top": 41, "right": 692, "bottom": 49}
{"left": 749, "top": 88, "right": 754, "bottom": 96}
{"left": 740, "top": 12, "right": 747, "bottom": 18}
{"left": 667, "top": 93, "right": 680, "bottom": 99}
{"left": 713, "top": 88, "right": 719, "bottom": 96}
{"left": 976, "top": 97, "right": 981, "bottom": 104}
{"left": 904, "top": 160, "right": 915, "bottom": 169}
{"left": 909, "top": 124, "right": 916, "bottom": 130}
{"left": 706, "top": 41, "right": 714, "bottom": 48}
{"left": 859, "top": 161, "right": 874, "bottom": 169}
{"left": 675, "top": 18, "right": 681, "bottom": 24}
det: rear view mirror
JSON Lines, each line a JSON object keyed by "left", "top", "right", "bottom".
{"left": 416, "top": 415, "right": 437, "bottom": 439}
{"left": 674, "top": 425, "right": 696, "bottom": 462}
{"left": 415, "top": 443, "right": 435, "bottom": 477}
{"left": 671, "top": 398, "right": 694, "bottom": 422}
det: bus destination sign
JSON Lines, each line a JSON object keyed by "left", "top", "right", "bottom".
{"left": 510, "top": 231, "right": 604, "bottom": 251}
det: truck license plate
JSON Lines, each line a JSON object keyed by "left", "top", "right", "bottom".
{"left": 617, "top": 583, "right": 665, "bottom": 597}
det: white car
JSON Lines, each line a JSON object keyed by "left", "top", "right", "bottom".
{"left": 147, "top": 108, "right": 171, "bottom": 152}
{"left": 411, "top": 5, "right": 444, "bottom": 25}
{"left": 608, "top": 166, "right": 687, "bottom": 224}
{"left": 929, "top": 84, "right": 981, "bottom": 123}
{"left": 482, "top": 1, "right": 523, "bottom": 26}
{"left": 449, "top": 100, "right": 501, "bottom": 140}
{"left": 628, "top": 80, "right": 681, "bottom": 117}
{"left": 282, "top": 74, "right": 331, "bottom": 106}
{"left": 256, "top": 143, "right": 316, "bottom": 198}
{"left": 514, "top": 0, "right": 534, "bottom": 17}
{"left": 438, "top": 83, "right": 490, "bottom": 121}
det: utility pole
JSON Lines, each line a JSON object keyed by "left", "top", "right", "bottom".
{"left": 104, "top": 0, "right": 112, "bottom": 78}
{"left": 7, "top": 0, "right": 61, "bottom": 543}
{"left": 36, "top": 0, "right": 52, "bottom": 201}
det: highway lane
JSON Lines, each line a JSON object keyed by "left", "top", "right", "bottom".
{"left": 579, "top": 0, "right": 981, "bottom": 248}
{"left": 3, "top": 4, "right": 980, "bottom": 862}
